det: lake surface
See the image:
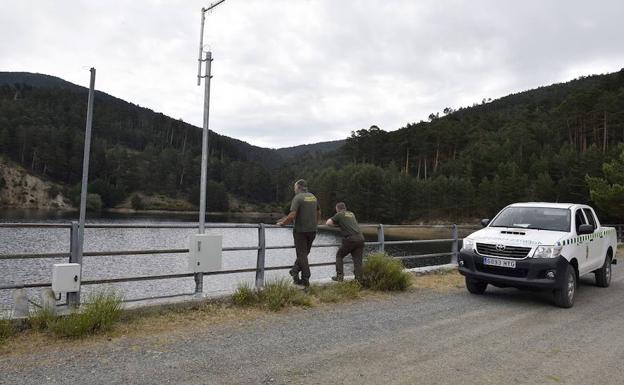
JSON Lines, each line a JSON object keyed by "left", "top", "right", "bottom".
{"left": 0, "top": 210, "right": 451, "bottom": 310}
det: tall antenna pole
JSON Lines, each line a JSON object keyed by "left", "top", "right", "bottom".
{"left": 195, "top": 1, "right": 225, "bottom": 294}
{"left": 197, "top": 0, "right": 225, "bottom": 235}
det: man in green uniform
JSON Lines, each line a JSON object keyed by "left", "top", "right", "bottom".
{"left": 326, "top": 202, "right": 365, "bottom": 283}
{"left": 277, "top": 179, "right": 320, "bottom": 287}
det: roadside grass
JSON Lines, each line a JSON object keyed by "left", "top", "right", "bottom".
{"left": 308, "top": 280, "right": 362, "bottom": 303}
{"left": 0, "top": 318, "right": 15, "bottom": 345}
{"left": 362, "top": 253, "right": 412, "bottom": 291}
{"left": 411, "top": 269, "right": 465, "bottom": 291}
{"left": 48, "top": 291, "right": 123, "bottom": 338}
{"left": 27, "top": 307, "right": 56, "bottom": 331}
{"left": 231, "top": 282, "right": 260, "bottom": 307}
{"left": 1, "top": 260, "right": 457, "bottom": 352}
{"left": 23, "top": 291, "right": 124, "bottom": 339}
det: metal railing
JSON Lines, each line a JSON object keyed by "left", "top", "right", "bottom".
{"left": 0, "top": 222, "right": 461, "bottom": 307}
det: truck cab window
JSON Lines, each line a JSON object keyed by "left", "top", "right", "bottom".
{"left": 575, "top": 209, "right": 587, "bottom": 233}
{"left": 582, "top": 208, "right": 597, "bottom": 229}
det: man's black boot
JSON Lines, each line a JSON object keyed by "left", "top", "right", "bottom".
{"left": 289, "top": 270, "right": 302, "bottom": 285}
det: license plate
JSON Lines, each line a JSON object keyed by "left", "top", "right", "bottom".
{"left": 483, "top": 257, "right": 516, "bottom": 268}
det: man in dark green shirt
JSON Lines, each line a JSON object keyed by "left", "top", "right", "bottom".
{"left": 326, "top": 202, "right": 365, "bottom": 283}
{"left": 277, "top": 179, "right": 320, "bottom": 287}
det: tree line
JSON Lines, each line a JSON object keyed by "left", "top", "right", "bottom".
{"left": 1, "top": 70, "right": 624, "bottom": 223}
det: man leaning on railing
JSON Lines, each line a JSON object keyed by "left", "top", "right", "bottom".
{"left": 326, "top": 202, "right": 365, "bottom": 284}
{"left": 277, "top": 179, "right": 321, "bottom": 288}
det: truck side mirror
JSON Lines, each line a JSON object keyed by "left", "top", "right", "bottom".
{"left": 578, "top": 224, "right": 594, "bottom": 235}
{"left": 480, "top": 219, "right": 490, "bottom": 228}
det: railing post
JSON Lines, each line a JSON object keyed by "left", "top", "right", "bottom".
{"left": 194, "top": 272, "right": 203, "bottom": 294}
{"left": 378, "top": 224, "right": 385, "bottom": 253}
{"left": 255, "top": 223, "right": 266, "bottom": 289}
{"left": 451, "top": 224, "right": 458, "bottom": 265}
{"left": 68, "top": 221, "right": 81, "bottom": 307}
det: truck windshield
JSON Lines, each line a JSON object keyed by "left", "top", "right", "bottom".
{"left": 489, "top": 207, "right": 570, "bottom": 232}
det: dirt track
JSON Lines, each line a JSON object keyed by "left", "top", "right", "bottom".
{"left": 1, "top": 264, "right": 623, "bottom": 385}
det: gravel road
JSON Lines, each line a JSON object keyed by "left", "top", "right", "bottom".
{"left": 1, "top": 264, "right": 623, "bottom": 385}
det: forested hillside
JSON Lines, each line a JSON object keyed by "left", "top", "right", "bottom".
{"left": 1, "top": 70, "right": 623, "bottom": 222}
{"left": 300, "top": 70, "right": 624, "bottom": 222}
{"left": 0, "top": 73, "right": 320, "bottom": 212}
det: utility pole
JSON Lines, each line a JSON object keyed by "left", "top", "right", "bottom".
{"left": 195, "top": 0, "right": 226, "bottom": 293}
{"left": 70, "top": 67, "right": 95, "bottom": 307}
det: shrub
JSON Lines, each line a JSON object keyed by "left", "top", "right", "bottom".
{"left": 258, "top": 279, "right": 313, "bottom": 311}
{"left": 0, "top": 318, "right": 15, "bottom": 344}
{"left": 232, "top": 282, "right": 259, "bottom": 306}
{"left": 362, "top": 253, "right": 412, "bottom": 291}
{"left": 49, "top": 291, "right": 123, "bottom": 338}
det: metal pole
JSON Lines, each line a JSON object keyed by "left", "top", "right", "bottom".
{"left": 255, "top": 223, "right": 266, "bottom": 288}
{"left": 451, "top": 224, "right": 458, "bottom": 264}
{"left": 74, "top": 67, "right": 95, "bottom": 305}
{"left": 378, "top": 224, "right": 385, "bottom": 253}
{"left": 68, "top": 221, "right": 81, "bottom": 307}
{"left": 198, "top": 51, "right": 212, "bottom": 235}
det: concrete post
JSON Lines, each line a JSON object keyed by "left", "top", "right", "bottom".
{"left": 451, "top": 224, "right": 459, "bottom": 265}
{"left": 378, "top": 224, "right": 385, "bottom": 253}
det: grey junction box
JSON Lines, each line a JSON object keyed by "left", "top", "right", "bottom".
{"left": 188, "top": 234, "right": 222, "bottom": 273}
{"left": 52, "top": 263, "right": 81, "bottom": 293}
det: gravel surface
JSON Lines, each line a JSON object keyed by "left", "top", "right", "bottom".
{"left": 1, "top": 264, "right": 623, "bottom": 385}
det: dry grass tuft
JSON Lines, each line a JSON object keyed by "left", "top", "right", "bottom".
{"left": 410, "top": 269, "right": 464, "bottom": 291}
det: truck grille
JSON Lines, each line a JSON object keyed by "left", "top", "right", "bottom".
{"left": 476, "top": 243, "right": 532, "bottom": 259}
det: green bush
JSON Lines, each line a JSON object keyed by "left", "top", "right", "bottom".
{"left": 232, "top": 282, "right": 259, "bottom": 306}
{"left": 0, "top": 318, "right": 15, "bottom": 344}
{"left": 28, "top": 307, "right": 56, "bottom": 331}
{"left": 49, "top": 291, "right": 123, "bottom": 338}
{"left": 362, "top": 253, "right": 412, "bottom": 291}
{"left": 255, "top": 279, "right": 312, "bottom": 311}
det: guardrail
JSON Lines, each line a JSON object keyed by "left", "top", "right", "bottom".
{"left": 0, "top": 222, "right": 462, "bottom": 307}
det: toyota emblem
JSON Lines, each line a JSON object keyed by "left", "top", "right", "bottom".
{"left": 495, "top": 244, "right": 506, "bottom": 251}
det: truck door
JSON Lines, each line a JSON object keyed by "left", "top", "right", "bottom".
{"left": 583, "top": 208, "right": 603, "bottom": 270}
{"left": 574, "top": 208, "right": 592, "bottom": 275}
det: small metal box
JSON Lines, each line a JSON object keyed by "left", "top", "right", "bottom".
{"left": 52, "top": 263, "right": 81, "bottom": 293}
{"left": 188, "top": 234, "right": 222, "bottom": 273}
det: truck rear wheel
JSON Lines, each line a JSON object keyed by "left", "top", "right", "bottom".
{"left": 553, "top": 263, "right": 576, "bottom": 308}
{"left": 465, "top": 277, "right": 487, "bottom": 294}
{"left": 595, "top": 254, "right": 612, "bottom": 288}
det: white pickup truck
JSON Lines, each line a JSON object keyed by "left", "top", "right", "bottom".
{"left": 458, "top": 203, "right": 618, "bottom": 308}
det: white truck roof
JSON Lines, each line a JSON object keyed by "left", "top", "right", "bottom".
{"left": 507, "top": 202, "right": 577, "bottom": 210}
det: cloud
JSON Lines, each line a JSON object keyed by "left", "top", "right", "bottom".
{"left": 1, "top": 0, "right": 623, "bottom": 147}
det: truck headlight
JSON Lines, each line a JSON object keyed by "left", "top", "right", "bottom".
{"left": 462, "top": 238, "right": 475, "bottom": 251}
{"left": 532, "top": 245, "right": 562, "bottom": 259}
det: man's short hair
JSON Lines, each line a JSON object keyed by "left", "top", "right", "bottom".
{"left": 336, "top": 202, "right": 346, "bottom": 211}
{"left": 295, "top": 179, "right": 308, "bottom": 191}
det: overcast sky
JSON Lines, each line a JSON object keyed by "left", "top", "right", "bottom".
{"left": 2, "top": 1, "right": 623, "bottom": 148}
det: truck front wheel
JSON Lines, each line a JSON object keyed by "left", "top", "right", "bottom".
{"left": 595, "top": 254, "right": 612, "bottom": 288}
{"left": 553, "top": 263, "right": 576, "bottom": 308}
{"left": 465, "top": 277, "right": 487, "bottom": 294}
